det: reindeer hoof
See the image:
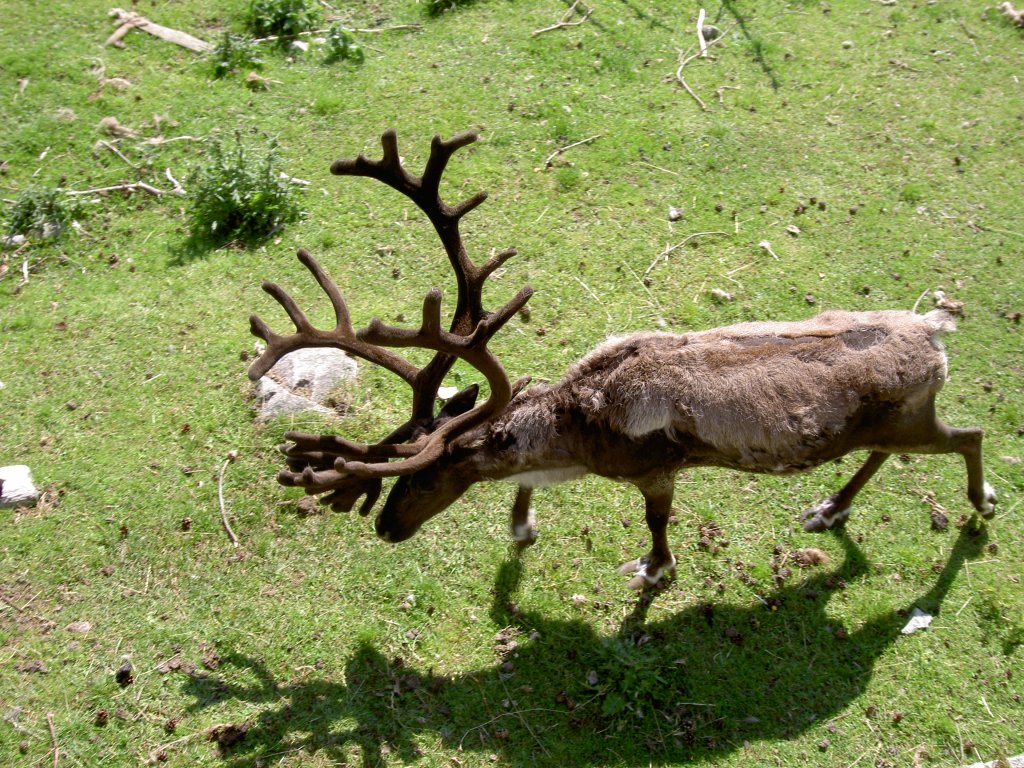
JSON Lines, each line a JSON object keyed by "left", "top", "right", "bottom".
{"left": 977, "top": 482, "right": 997, "bottom": 519}
{"left": 618, "top": 555, "right": 676, "bottom": 589}
{"left": 800, "top": 495, "right": 851, "bottom": 532}
{"left": 512, "top": 508, "right": 538, "bottom": 546}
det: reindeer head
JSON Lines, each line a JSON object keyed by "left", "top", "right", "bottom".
{"left": 248, "top": 130, "right": 531, "bottom": 541}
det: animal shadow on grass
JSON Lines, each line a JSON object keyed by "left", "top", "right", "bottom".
{"left": 182, "top": 527, "right": 987, "bottom": 766}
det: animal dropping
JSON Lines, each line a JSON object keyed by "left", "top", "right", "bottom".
{"left": 249, "top": 130, "right": 996, "bottom": 590}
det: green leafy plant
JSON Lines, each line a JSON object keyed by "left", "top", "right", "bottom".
{"left": 245, "top": 0, "right": 320, "bottom": 42}
{"left": 186, "top": 133, "right": 301, "bottom": 245}
{"left": 209, "top": 31, "right": 263, "bottom": 78}
{"left": 4, "top": 184, "right": 80, "bottom": 242}
{"left": 425, "top": 0, "right": 480, "bottom": 16}
{"left": 323, "top": 23, "right": 364, "bottom": 64}
{"left": 588, "top": 637, "right": 679, "bottom": 723}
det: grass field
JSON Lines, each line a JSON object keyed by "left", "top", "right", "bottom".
{"left": 1, "top": 1, "right": 1021, "bottom": 765}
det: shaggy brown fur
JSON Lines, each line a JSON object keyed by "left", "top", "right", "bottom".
{"left": 374, "top": 308, "right": 994, "bottom": 588}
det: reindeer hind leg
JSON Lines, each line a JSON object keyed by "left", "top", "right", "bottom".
{"left": 943, "top": 426, "right": 996, "bottom": 518}
{"left": 884, "top": 411, "right": 995, "bottom": 519}
{"left": 801, "top": 451, "right": 889, "bottom": 532}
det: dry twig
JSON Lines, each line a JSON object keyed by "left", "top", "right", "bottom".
{"left": 673, "top": 19, "right": 737, "bottom": 110}
{"left": 543, "top": 134, "right": 603, "bottom": 167}
{"left": 96, "top": 139, "right": 139, "bottom": 170}
{"left": 1000, "top": 2, "right": 1024, "bottom": 26}
{"left": 107, "top": 8, "right": 212, "bottom": 52}
{"left": 144, "top": 723, "right": 237, "bottom": 764}
{"left": 142, "top": 135, "right": 202, "bottom": 146}
{"left": 218, "top": 452, "right": 240, "bottom": 548}
{"left": 697, "top": 8, "right": 709, "bottom": 57}
{"left": 66, "top": 181, "right": 173, "bottom": 197}
{"left": 46, "top": 712, "right": 59, "bottom": 768}
{"left": 164, "top": 168, "right": 186, "bottom": 196}
{"left": 645, "top": 231, "right": 730, "bottom": 277}
{"left": 532, "top": 0, "right": 594, "bottom": 37}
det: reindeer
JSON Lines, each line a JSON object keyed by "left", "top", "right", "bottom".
{"left": 248, "top": 130, "right": 996, "bottom": 589}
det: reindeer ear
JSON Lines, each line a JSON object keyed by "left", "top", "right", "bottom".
{"left": 435, "top": 384, "right": 480, "bottom": 425}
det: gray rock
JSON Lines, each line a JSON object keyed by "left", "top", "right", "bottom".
{"left": 0, "top": 465, "right": 39, "bottom": 509}
{"left": 254, "top": 347, "right": 357, "bottom": 422}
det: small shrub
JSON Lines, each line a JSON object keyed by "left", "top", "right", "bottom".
{"left": 4, "top": 185, "right": 80, "bottom": 242}
{"left": 899, "top": 183, "right": 926, "bottom": 205}
{"left": 425, "top": 0, "right": 480, "bottom": 16}
{"left": 209, "top": 32, "right": 263, "bottom": 78}
{"left": 588, "top": 637, "right": 678, "bottom": 722}
{"left": 186, "top": 133, "right": 302, "bottom": 245}
{"left": 245, "top": 0, "right": 320, "bottom": 41}
{"left": 554, "top": 166, "right": 582, "bottom": 191}
{"left": 312, "top": 94, "right": 344, "bottom": 115}
{"left": 323, "top": 24, "right": 364, "bottom": 64}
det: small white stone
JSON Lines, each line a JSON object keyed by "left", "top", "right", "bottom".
{"left": 0, "top": 465, "right": 39, "bottom": 508}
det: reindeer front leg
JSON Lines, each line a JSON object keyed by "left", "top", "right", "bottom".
{"left": 618, "top": 476, "right": 677, "bottom": 590}
{"left": 511, "top": 486, "right": 537, "bottom": 546}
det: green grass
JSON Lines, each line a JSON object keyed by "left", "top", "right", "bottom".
{"left": 1, "top": 1, "right": 1022, "bottom": 766}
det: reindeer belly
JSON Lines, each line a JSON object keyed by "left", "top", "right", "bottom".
{"left": 507, "top": 466, "right": 588, "bottom": 488}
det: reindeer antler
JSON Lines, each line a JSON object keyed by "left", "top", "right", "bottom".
{"left": 248, "top": 129, "right": 532, "bottom": 507}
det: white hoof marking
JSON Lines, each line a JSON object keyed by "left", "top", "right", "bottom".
{"left": 512, "top": 507, "right": 538, "bottom": 543}
{"left": 623, "top": 554, "right": 677, "bottom": 586}
{"left": 801, "top": 496, "right": 851, "bottom": 532}
{"left": 980, "top": 482, "right": 997, "bottom": 518}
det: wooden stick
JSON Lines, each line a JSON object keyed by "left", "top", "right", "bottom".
{"left": 543, "top": 134, "right": 603, "bottom": 167}
{"left": 644, "top": 231, "right": 729, "bottom": 277}
{"left": 218, "top": 453, "right": 239, "bottom": 548}
{"left": 97, "top": 140, "right": 139, "bottom": 170}
{"left": 673, "top": 20, "right": 737, "bottom": 110}
{"left": 349, "top": 24, "right": 421, "bottom": 33}
{"left": 66, "top": 181, "right": 168, "bottom": 197}
{"left": 105, "top": 22, "right": 135, "bottom": 48}
{"left": 107, "top": 9, "right": 212, "bottom": 53}
{"left": 46, "top": 712, "right": 59, "bottom": 768}
{"left": 532, "top": 1, "right": 594, "bottom": 37}
{"left": 145, "top": 723, "right": 236, "bottom": 764}
{"left": 164, "top": 168, "right": 186, "bottom": 196}
{"left": 697, "top": 8, "right": 708, "bottom": 57}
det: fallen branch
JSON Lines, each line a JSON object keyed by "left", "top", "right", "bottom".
{"left": 645, "top": 231, "right": 730, "bottom": 277}
{"left": 142, "top": 135, "right": 203, "bottom": 146}
{"left": 346, "top": 24, "right": 422, "bottom": 34}
{"left": 165, "top": 168, "right": 186, "bottom": 196}
{"left": 673, "top": 19, "right": 737, "bottom": 111}
{"left": 218, "top": 452, "right": 239, "bottom": 548}
{"left": 46, "top": 712, "right": 59, "bottom": 768}
{"left": 96, "top": 139, "right": 139, "bottom": 170}
{"left": 278, "top": 171, "right": 311, "bottom": 186}
{"left": 715, "top": 84, "right": 740, "bottom": 104}
{"left": 66, "top": 181, "right": 172, "bottom": 197}
{"left": 543, "top": 133, "right": 603, "bottom": 167}
{"left": 697, "top": 8, "right": 709, "bottom": 57}
{"left": 107, "top": 8, "right": 212, "bottom": 53}
{"left": 1000, "top": 2, "right": 1024, "bottom": 26}
{"left": 145, "top": 723, "right": 238, "bottom": 765}
{"left": 758, "top": 240, "right": 781, "bottom": 260}
{"left": 532, "top": 0, "right": 594, "bottom": 37}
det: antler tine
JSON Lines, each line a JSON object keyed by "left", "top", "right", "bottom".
{"left": 258, "top": 129, "right": 533, "bottom": 500}
{"left": 330, "top": 129, "right": 492, "bottom": 318}
{"left": 296, "top": 247, "right": 352, "bottom": 331}
{"left": 421, "top": 130, "right": 480, "bottom": 198}
{"left": 303, "top": 283, "right": 533, "bottom": 482}
{"left": 273, "top": 283, "right": 533, "bottom": 488}
{"left": 247, "top": 248, "right": 421, "bottom": 385}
